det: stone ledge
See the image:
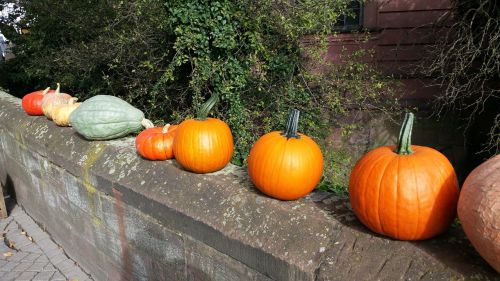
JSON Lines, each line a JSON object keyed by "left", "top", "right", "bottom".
{"left": 0, "top": 90, "right": 497, "bottom": 281}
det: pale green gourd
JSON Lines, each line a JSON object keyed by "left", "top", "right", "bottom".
{"left": 69, "top": 95, "right": 153, "bottom": 140}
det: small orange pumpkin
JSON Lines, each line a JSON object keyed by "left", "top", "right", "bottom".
{"left": 349, "top": 112, "right": 459, "bottom": 240}
{"left": 458, "top": 154, "right": 500, "bottom": 273}
{"left": 173, "top": 94, "right": 233, "bottom": 173}
{"left": 135, "top": 124, "right": 179, "bottom": 160}
{"left": 247, "top": 109, "right": 324, "bottom": 200}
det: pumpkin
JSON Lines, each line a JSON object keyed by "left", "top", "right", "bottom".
{"left": 41, "top": 83, "right": 73, "bottom": 120}
{"left": 458, "top": 154, "right": 500, "bottom": 273}
{"left": 21, "top": 87, "right": 56, "bottom": 115}
{"left": 52, "top": 97, "right": 81, "bottom": 127}
{"left": 136, "top": 124, "right": 179, "bottom": 160}
{"left": 247, "top": 109, "right": 324, "bottom": 200}
{"left": 173, "top": 94, "right": 233, "bottom": 173}
{"left": 69, "top": 95, "right": 154, "bottom": 140}
{"left": 349, "top": 112, "right": 459, "bottom": 240}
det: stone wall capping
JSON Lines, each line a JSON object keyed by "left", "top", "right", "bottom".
{"left": 0, "top": 91, "right": 497, "bottom": 280}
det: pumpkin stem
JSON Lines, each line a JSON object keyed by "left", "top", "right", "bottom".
{"left": 395, "top": 112, "right": 414, "bottom": 155}
{"left": 282, "top": 109, "right": 301, "bottom": 139}
{"left": 55, "top": 83, "right": 61, "bottom": 95}
{"left": 42, "top": 87, "right": 51, "bottom": 95}
{"left": 141, "top": 119, "right": 155, "bottom": 129}
{"left": 196, "top": 93, "right": 219, "bottom": 120}
{"left": 162, "top": 124, "right": 171, "bottom": 133}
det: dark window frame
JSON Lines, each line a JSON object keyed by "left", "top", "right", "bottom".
{"left": 333, "top": 1, "right": 364, "bottom": 32}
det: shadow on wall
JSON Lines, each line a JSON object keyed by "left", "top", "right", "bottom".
{"left": 2, "top": 174, "right": 17, "bottom": 214}
{"left": 312, "top": 192, "right": 498, "bottom": 278}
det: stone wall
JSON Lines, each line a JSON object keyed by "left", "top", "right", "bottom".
{"left": 0, "top": 91, "right": 497, "bottom": 281}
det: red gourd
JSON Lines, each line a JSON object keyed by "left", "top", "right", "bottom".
{"left": 458, "top": 154, "right": 500, "bottom": 273}
{"left": 21, "top": 87, "right": 56, "bottom": 115}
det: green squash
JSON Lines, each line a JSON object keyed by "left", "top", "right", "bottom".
{"left": 69, "top": 95, "right": 153, "bottom": 140}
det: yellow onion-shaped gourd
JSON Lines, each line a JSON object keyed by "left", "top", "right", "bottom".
{"left": 41, "top": 83, "right": 73, "bottom": 120}
{"left": 52, "top": 97, "right": 81, "bottom": 126}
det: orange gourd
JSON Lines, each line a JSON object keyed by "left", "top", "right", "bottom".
{"left": 458, "top": 154, "right": 500, "bottom": 273}
{"left": 247, "top": 109, "right": 324, "bottom": 200}
{"left": 136, "top": 124, "right": 179, "bottom": 160}
{"left": 173, "top": 94, "right": 233, "bottom": 173}
{"left": 349, "top": 112, "right": 459, "bottom": 240}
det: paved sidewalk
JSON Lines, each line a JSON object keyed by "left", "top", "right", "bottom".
{"left": 0, "top": 205, "right": 93, "bottom": 281}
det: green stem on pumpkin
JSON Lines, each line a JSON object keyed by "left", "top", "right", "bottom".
{"left": 395, "top": 112, "right": 414, "bottom": 155}
{"left": 196, "top": 93, "right": 219, "bottom": 120}
{"left": 281, "top": 109, "right": 301, "bottom": 139}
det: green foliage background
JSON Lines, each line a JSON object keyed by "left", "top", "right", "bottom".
{"left": 0, "top": 0, "right": 399, "bottom": 192}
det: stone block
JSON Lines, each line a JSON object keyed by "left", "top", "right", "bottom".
{"left": 185, "top": 236, "right": 272, "bottom": 281}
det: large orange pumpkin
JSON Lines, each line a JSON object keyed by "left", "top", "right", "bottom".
{"left": 349, "top": 112, "right": 459, "bottom": 240}
{"left": 458, "top": 154, "right": 500, "bottom": 273}
{"left": 136, "top": 124, "right": 178, "bottom": 160}
{"left": 247, "top": 109, "right": 324, "bottom": 200}
{"left": 173, "top": 94, "right": 233, "bottom": 173}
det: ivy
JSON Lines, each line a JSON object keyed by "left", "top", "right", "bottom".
{"left": 0, "top": 0, "right": 400, "bottom": 192}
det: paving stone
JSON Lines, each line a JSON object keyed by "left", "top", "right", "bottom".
{"left": 46, "top": 248, "right": 64, "bottom": 260}
{"left": 31, "top": 232, "right": 50, "bottom": 243}
{"left": 0, "top": 217, "right": 13, "bottom": 230}
{"left": 50, "top": 252, "right": 68, "bottom": 265}
{"left": 0, "top": 261, "right": 19, "bottom": 271}
{"left": 12, "top": 261, "right": 33, "bottom": 271}
{"left": 0, "top": 270, "right": 21, "bottom": 281}
{"left": 0, "top": 204, "right": 93, "bottom": 280}
{"left": 51, "top": 271, "right": 66, "bottom": 280}
{"left": 37, "top": 239, "right": 59, "bottom": 252}
{"left": 6, "top": 234, "right": 32, "bottom": 248}
{"left": 35, "top": 254, "right": 49, "bottom": 263}
{"left": 25, "top": 228, "right": 45, "bottom": 240}
{"left": 0, "top": 244, "right": 13, "bottom": 256}
{"left": 33, "top": 270, "right": 56, "bottom": 281}
{"left": 26, "top": 262, "right": 47, "bottom": 272}
{"left": 19, "top": 243, "right": 43, "bottom": 253}
{"left": 21, "top": 252, "right": 40, "bottom": 262}
{"left": 43, "top": 264, "right": 56, "bottom": 271}
{"left": 14, "top": 270, "right": 37, "bottom": 280}
{"left": 67, "top": 271, "right": 91, "bottom": 281}
{"left": 57, "top": 259, "right": 76, "bottom": 274}
{"left": 8, "top": 251, "right": 27, "bottom": 262}
{"left": 0, "top": 260, "right": 19, "bottom": 271}
{"left": 5, "top": 222, "right": 18, "bottom": 232}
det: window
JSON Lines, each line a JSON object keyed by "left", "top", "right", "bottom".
{"left": 334, "top": 1, "right": 363, "bottom": 32}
